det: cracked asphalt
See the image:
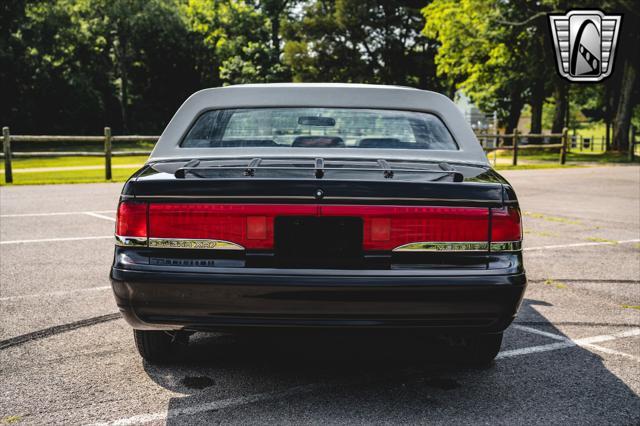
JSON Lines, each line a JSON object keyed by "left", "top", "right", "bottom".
{"left": 1, "top": 166, "right": 639, "bottom": 425}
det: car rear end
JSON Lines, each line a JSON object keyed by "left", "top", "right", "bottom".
{"left": 109, "top": 84, "right": 526, "bottom": 363}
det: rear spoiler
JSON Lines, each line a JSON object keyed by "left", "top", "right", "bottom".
{"left": 174, "top": 157, "right": 464, "bottom": 182}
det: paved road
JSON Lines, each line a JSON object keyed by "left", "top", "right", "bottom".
{"left": 1, "top": 166, "right": 639, "bottom": 425}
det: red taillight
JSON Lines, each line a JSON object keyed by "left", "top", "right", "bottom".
{"left": 490, "top": 207, "right": 522, "bottom": 242}
{"left": 320, "top": 205, "right": 490, "bottom": 251}
{"left": 148, "top": 204, "right": 315, "bottom": 249}
{"left": 116, "top": 202, "right": 148, "bottom": 237}
{"left": 126, "top": 203, "right": 520, "bottom": 252}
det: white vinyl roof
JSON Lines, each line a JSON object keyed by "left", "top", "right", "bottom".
{"left": 148, "top": 83, "right": 489, "bottom": 166}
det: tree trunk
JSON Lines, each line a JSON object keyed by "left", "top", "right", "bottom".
{"left": 116, "top": 33, "right": 129, "bottom": 133}
{"left": 529, "top": 78, "right": 544, "bottom": 134}
{"left": 271, "top": 17, "right": 281, "bottom": 63}
{"left": 506, "top": 89, "right": 524, "bottom": 137}
{"left": 551, "top": 81, "right": 567, "bottom": 143}
{"left": 612, "top": 57, "right": 637, "bottom": 152}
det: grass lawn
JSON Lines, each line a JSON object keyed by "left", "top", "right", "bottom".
{"left": 0, "top": 167, "right": 141, "bottom": 185}
{"left": 1, "top": 148, "right": 637, "bottom": 185}
{"left": 494, "top": 147, "right": 639, "bottom": 164}
{"left": 0, "top": 155, "right": 147, "bottom": 185}
{"left": 5, "top": 155, "right": 149, "bottom": 169}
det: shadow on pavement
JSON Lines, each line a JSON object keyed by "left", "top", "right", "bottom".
{"left": 142, "top": 299, "right": 640, "bottom": 424}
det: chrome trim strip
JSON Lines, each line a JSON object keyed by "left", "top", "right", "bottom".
{"left": 490, "top": 241, "right": 522, "bottom": 252}
{"left": 392, "top": 242, "right": 489, "bottom": 252}
{"left": 133, "top": 195, "right": 313, "bottom": 200}
{"left": 132, "top": 195, "right": 498, "bottom": 204}
{"left": 115, "top": 235, "right": 148, "bottom": 247}
{"left": 148, "top": 238, "right": 245, "bottom": 250}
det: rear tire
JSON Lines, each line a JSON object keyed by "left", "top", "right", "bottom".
{"left": 133, "top": 330, "right": 179, "bottom": 364}
{"left": 465, "top": 332, "right": 503, "bottom": 367}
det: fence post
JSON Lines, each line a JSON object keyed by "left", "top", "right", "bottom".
{"left": 104, "top": 127, "right": 112, "bottom": 180}
{"left": 629, "top": 125, "right": 636, "bottom": 162}
{"left": 512, "top": 130, "right": 519, "bottom": 166}
{"left": 3, "top": 127, "right": 12, "bottom": 184}
{"left": 560, "top": 127, "right": 568, "bottom": 165}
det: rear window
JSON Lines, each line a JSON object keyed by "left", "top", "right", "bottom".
{"left": 181, "top": 108, "right": 457, "bottom": 150}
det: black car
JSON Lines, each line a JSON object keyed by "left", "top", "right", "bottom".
{"left": 110, "top": 83, "right": 526, "bottom": 364}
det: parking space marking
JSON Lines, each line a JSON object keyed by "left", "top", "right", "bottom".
{"left": 502, "top": 326, "right": 640, "bottom": 361}
{"left": 580, "top": 343, "right": 640, "bottom": 362}
{"left": 90, "top": 326, "right": 640, "bottom": 426}
{"left": 0, "top": 210, "right": 115, "bottom": 218}
{"left": 512, "top": 324, "right": 566, "bottom": 341}
{"left": 0, "top": 286, "right": 111, "bottom": 302}
{"left": 524, "top": 239, "right": 640, "bottom": 251}
{"left": 90, "top": 384, "right": 321, "bottom": 426}
{"left": 0, "top": 235, "right": 113, "bottom": 245}
{"left": 84, "top": 212, "right": 116, "bottom": 222}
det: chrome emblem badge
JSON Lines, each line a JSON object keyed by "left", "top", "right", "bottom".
{"left": 548, "top": 10, "right": 622, "bottom": 82}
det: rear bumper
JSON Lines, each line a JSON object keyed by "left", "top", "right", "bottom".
{"left": 110, "top": 266, "right": 526, "bottom": 333}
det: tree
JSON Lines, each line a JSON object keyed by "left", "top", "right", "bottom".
{"left": 424, "top": 0, "right": 517, "bottom": 132}
{"left": 283, "top": 0, "right": 442, "bottom": 90}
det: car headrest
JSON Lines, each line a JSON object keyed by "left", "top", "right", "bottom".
{"left": 292, "top": 136, "right": 344, "bottom": 147}
{"left": 357, "top": 138, "right": 404, "bottom": 148}
{"left": 211, "top": 139, "right": 278, "bottom": 147}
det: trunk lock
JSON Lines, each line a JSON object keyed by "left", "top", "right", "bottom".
{"left": 315, "top": 189, "right": 324, "bottom": 200}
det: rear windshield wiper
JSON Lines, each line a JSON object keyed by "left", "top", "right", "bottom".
{"left": 436, "top": 162, "right": 464, "bottom": 182}
{"left": 175, "top": 159, "right": 200, "bottom": 178}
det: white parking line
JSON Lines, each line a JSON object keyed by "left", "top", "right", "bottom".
{"left": 84, "top": 212, "right": 116, "bottom": 222}
{"left": 508, "top": 326, "right": 640, "bottom": 361}
{"left": 524, "top": 239, "right": 640, "bottom": 251}
{"left": 512, "top": 324, "right": 566, "bottom": 341}
{"left": 0, "top": 286, "right": 111, "bottom": 302}
{"left": 89, "top": 384, "right": 320, "bottom": 426}
{"left": 581, "top": 343, "right": 640, "bottom": 362}
{"left": 0, "top": 236, "right": 113, "bottom": 245}
{"left": 93, "top": 326, "right": 640, "bottom": 425}
{"left": 0, "top": 210, "right": 115, "bottom": 218}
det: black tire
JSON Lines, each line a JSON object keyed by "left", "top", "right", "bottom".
{"left": 465, "top": 332, "right": 503, "bottom": 367}
{"left": 133, "top": 330, "right": 177, "bottom": 364}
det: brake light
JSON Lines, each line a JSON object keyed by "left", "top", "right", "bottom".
{"left": 118, "top": 203, "right": 521, "bottom": 252}
{"left": 116, "top": 202, "right": 148, "bottom": 237}
{"left": 490, "top": 207, "right": 522, "bottom": 242}
{"left": 148, "top": 204, "right": 315, "bottom": 249}
{"left": 320, "top": 205, "right": 489, "bottom": 251}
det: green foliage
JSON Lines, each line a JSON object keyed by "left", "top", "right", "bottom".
{"left": 422, "top": 0, "right": 549, "bottom": 129}
{"left": 2, "top": 0, "right": 637, "bottom": 142}
{"left": 283, "top": 0, "right": 442, "bottom": 90}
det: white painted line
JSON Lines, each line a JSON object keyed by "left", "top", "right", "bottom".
{"left": 581, "top": 343, "right": 640, "bottom": 362}
{"left": 0, "top": 235, "right": 113, "bottom": 245}
{"left": 501, "top": 327, "right": 640, "bottom": 360}
{"left": 524, "top": 239, "right": 640, "bottom": 251}
{"left": 94, "top": 327, "right": 640, "bottom": 425}
{"left": 89, "top": 384, "right": 319, "bottom": 426}
{"left": 575, "top": 328, "right": 640, "bottom": 344}
{"left": 513, "top": 324, "right": 567, "bottom": 341}
{"left": 0, "top": 286, "right": 111, "bottom": 302}
{"left": 496, "top": 341, "right": 574, "bottom": 358}
{"left": 84, "top": 212, "right": 116, "bottom": 222}
{"left": 0, "top": 210, "right": 115, "bottom": 218}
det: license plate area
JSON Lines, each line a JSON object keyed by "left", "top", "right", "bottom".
{"left": 275, "top": 216, "right": 363, "bottom": 265}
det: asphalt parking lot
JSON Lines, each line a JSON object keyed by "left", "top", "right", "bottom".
{"left": 1, "top": 166, "right": 639, "bottom": 425}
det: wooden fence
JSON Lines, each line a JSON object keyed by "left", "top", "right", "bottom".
{"left": 1, "top": 126, "right": 157, "bottom": 183}
{"left": 476, "top": 128, "right": 569, "bottom": 167}
{"left": 4, "top": 125, "right": 637, "bottom": 184}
